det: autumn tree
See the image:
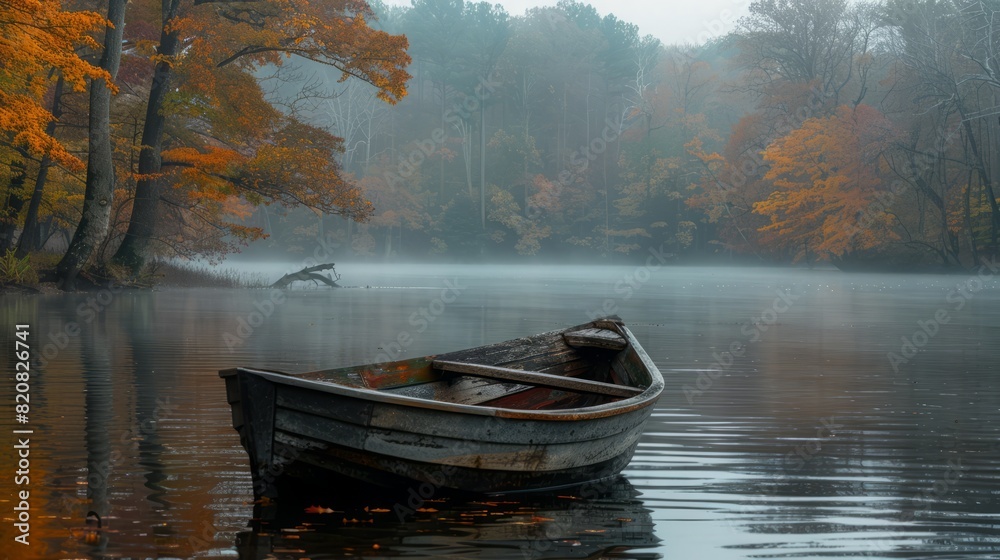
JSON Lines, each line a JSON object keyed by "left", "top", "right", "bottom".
{"left": 613, "top": 46, "right": 721, "bottom": 256}
{"left": 753, "top": 104, "right": 899, "bottom": 261}
{"left": 733, "top": 0, "right": 878, "bottom": 108}
{"left": 0, "top": 0, "right": 108, "bottom": 251}
{"left": 56, "top": 0, "right": 127, "bottom": 289}
{"left": 361, "top": 157, "right": 429, "bottom": 257}
{"left": 883, "top": 0, "right": 1000, "bottom": 260}
{"left": 686, "top": 116, "right": 773, "bottom": 259}
{"left": 109, "top": 0, "right": 410, "bottom": 275}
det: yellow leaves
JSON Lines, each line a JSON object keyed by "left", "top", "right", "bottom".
{"left": 164, "top": 146, "right": 241, "bottom": 172}
{"left": 0, "top": 0, "right": 109, "bottom": 167}
{"left": 0, "top": 92, "right": 82, "bottom": 171}
{"left": 169, "top": 0, "right": 409, "bottom": 105}
{"left": 529, "top": 175, "right": 562, "bottom": 214}
{"left": 98, "top": 0, "right": 400, "bottom": 261}
{"left": 754, "top": 104, "right": 900, "bottom": 259}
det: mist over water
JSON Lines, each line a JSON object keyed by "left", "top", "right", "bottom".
{"left": 2, "top": 264, "right": 999, "bottom": 559}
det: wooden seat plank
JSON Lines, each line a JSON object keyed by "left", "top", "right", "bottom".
{"left": 563, "top": 328, "right": 628, "bottom": 350}
{"left": 433, "top": 360, "right": 643, "bottom": 398}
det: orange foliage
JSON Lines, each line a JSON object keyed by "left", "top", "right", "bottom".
{"left": 0, "top": 0, "right": 109, "bottom": 169}
{"left": 754, "top": 104, "right": 900, "bottom": 260}
{"left": 173, "top": 0, "right": 409, "bottom": 104}
{"left": 529, "top": 175, "right": 563, "bottom": 215}
{"left": 686, "top": 127, "right": 774, "bottom": 256}
{"left": 107, "top": 0, "right": 408, "bottom": 262}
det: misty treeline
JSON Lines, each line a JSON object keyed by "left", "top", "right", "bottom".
{"left": 272, "top": 0, "right": 1000, "bottom": 269}
{"left": 3, "top": 0, "right": 1000, "bottom": 285}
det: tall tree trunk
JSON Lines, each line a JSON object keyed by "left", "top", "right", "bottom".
{"left": 56, "top": 0, "right": 127, "bottom": 289}
{"left": 18, "top": 75, "right": 66, "bottom": 257}
{"left": 439, "top": 82, "right": 446, "bottom": 197}
{"left": 0, "top": 159, "right": 28, "bottom": 253}
{"left": 111, "top": 0, "right": 182, "bottom": 274}
{"left": 959, "top": 113, "right": 1000, "bottom": 248}
{"left": 965, "top": 169, "right": 980, "bottom": 266}
{"left": 480, "top": 82, "right": 486, "bottom": 230}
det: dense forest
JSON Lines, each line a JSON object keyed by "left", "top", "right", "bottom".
{"left": 3, "top": 0, "right": 1000, "bottom": 286}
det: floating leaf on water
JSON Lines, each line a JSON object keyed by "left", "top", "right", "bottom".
{"left": 304, "top": 505, "right": 336, "bottom": 514}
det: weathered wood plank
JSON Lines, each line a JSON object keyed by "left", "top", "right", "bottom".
{"left": 275, "top": 409, "right": 367, "bottom": 450}
{"left": 564, "top": 328, "right": 628, "bottom": 350}
{"left": 383, "top": 376, "right": 533, "bottom": 405}
{"left": 222, "top": 375, "right": 244, "bottom": 430}
{"left": 534, "top": 357, "right": 606, "bottom": 380}
{"left": 433, "top": 360, "right": 643, "bottom": 398}
{"left": 612, "top": 348, "right": 651, "bottom": 388}
{"left": 237, "top": 372, "right": 277, "bottom": 495}
{"left": 271, "top": 437, "right": 639, "bottom": 494}
{"left": 360, "top": 426, "right": 641, "bottom": 471}
{"left": 276, "top": 384, "right": 373, "bottom": 425}
{"left": 496, "top": 346, "right": 581, "bottom": 372}
{"left": 437, "top": 332, "right": 568, "bottom": 364}
{"left": 478, "top": 387, "right": 602, "bottom": 411}
{"left": 297, "top": 357, "right": 438, "bottom": 389}
{"left": 366, "top": 401, "right": 650, "bottom": 445}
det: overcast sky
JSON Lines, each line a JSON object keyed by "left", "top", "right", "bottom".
{"left": 381, "top": 0, "right": 755, "bottom": 45}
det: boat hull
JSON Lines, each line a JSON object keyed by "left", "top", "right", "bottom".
{"left": 222, "top": 318, "right": 662, "bottom": 495}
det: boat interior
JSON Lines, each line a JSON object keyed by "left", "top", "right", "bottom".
{"left": 293, "top": 326, "right": 648, "bottom": 411}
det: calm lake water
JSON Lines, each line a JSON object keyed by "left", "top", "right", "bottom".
{"left": 2, "top": 263, "right": 999, "bottom": 559}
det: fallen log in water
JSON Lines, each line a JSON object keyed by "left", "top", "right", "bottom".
{"left": 270, "top": 263, "right": 341, "bottom": 289}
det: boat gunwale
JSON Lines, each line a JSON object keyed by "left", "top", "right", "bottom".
{"left": 224, "top": 321, "right": 664, "bottom": 422}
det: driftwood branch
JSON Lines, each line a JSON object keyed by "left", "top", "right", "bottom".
{"left": 271, "top": 263, "right": 341, "bottom": 289}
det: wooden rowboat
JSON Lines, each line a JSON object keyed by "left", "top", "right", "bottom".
{"left": 220, "top": 317, "right": 663, "bottom": 495}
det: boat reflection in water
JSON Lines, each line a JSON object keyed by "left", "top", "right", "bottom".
{"left": 235, "top": 475, "right": 658, "bottom": 559}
